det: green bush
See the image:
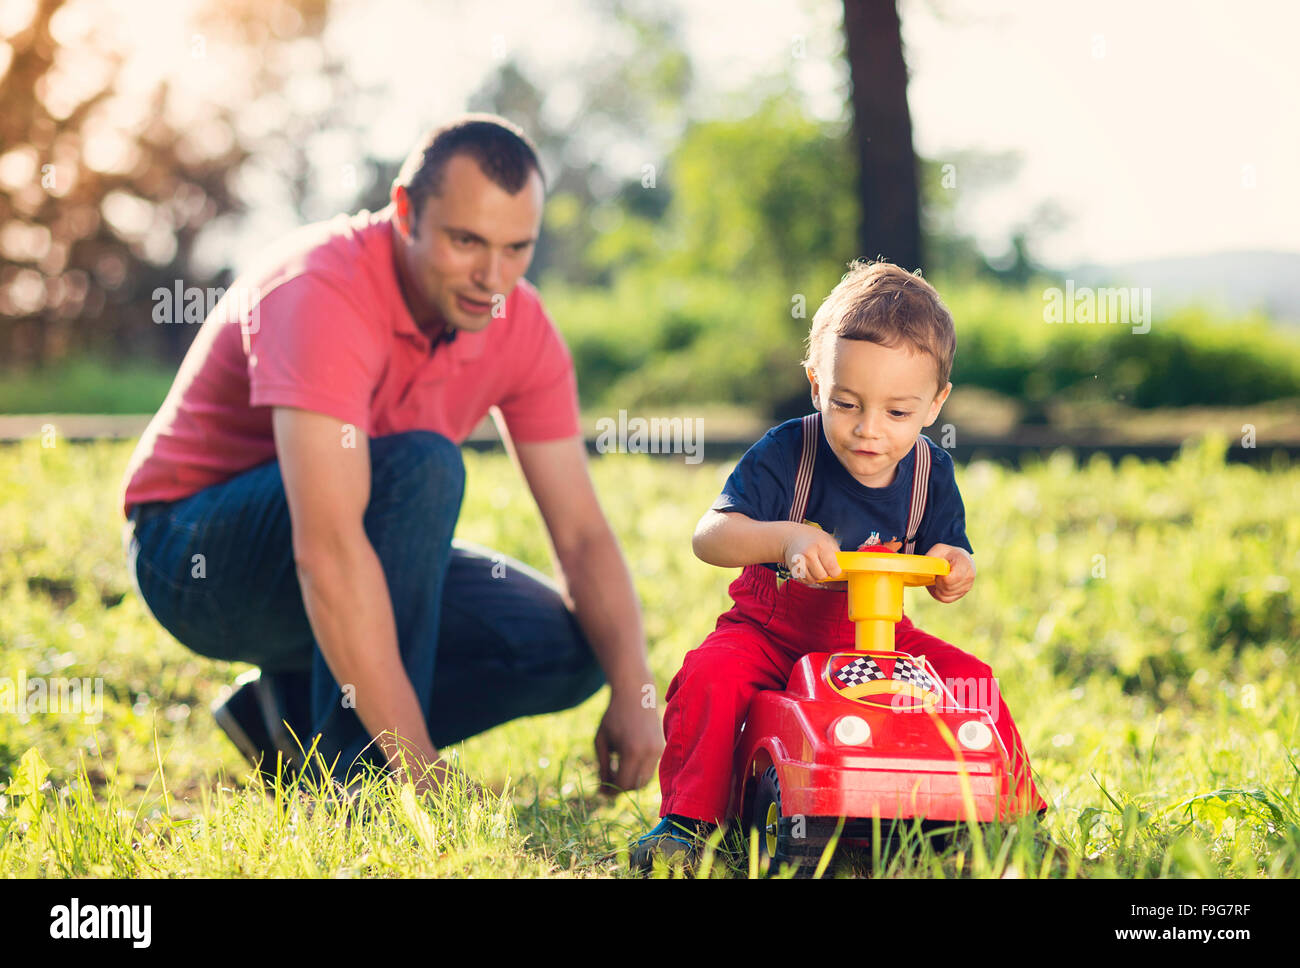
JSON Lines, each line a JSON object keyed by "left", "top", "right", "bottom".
{"left": 549, "top": 273, "right": 1300, "bottom": 419}
{"left": 0, "top": 356, "right": 174, "bottom": 414}
{"left": 4, "top": 283, "right": 1298, "bottom": 421}
{"left": 944, "top": 281, "right": 1300, "bottom": 413}
{"left": 546, "top": 270, "right": 822, "bottom": 417}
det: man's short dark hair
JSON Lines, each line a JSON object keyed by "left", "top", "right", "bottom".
{"left": 393, "top": 114, "right": 544, "bottom": 233}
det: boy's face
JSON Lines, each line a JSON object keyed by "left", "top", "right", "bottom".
{"left": 807, "top": 336, "right": 951, "bottom": 488}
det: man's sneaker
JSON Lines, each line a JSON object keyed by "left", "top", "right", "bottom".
{"left": 211, "top": 669, "right": 307, "bottom": 777}
{"left": 629, "top": 814, "right": 717, "bottom": 872}
{"left": 255, "top": 668, "right": 311, "bottom": 773}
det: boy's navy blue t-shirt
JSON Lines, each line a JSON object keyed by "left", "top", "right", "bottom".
{"left": 711, "top": 416, "right": 973, "bottom": 572}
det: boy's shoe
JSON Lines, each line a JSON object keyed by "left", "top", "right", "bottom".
{"left": 629, "top": 814, "right": 717, "bottom": 873}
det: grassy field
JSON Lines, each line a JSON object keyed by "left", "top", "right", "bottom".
{"left": 0, "top": 435, "right": 1297, "bottom": 878}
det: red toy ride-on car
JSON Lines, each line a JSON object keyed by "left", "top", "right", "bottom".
{"left": 731, "top": 548, "right": 1033, "bottom": 873}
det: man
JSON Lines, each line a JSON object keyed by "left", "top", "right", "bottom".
{"left": 119, "top": 114, "right": 663, "bottom": 796}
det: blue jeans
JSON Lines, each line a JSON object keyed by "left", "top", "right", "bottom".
{"left": 123, "top": 430, "right": 605, "bottom": 784}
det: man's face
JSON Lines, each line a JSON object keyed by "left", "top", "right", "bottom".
{"left": 391, "top": 153, "right": 544, "bottom": 335}
{"left": 807, "top": 336, "right": 951, "bottom": 488}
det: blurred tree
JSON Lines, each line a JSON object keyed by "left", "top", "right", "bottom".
{"left": 551, "top": 98, "right": 861, "bottom": 421}
{"left": 188, "top": 0, "right": 381, "bottom": 227}
{"left": 469, "top": 0, "right": 693, "bottom": 288}
{"left": 920, "top": 149, "right": 1069, "bottom": 284}
{"left": 606, "top": 97, "right": 857, "bottom": 290}
{"left": 350, "top": 0, "right": 693, "bottom": 290}
{"left": 841, "top": 0, "right": 923, "bottom": 271}
{"left": 0, "top": 0, "right": 358, "bottom": 372}
{"left": 983, "top": 198, "right": 1068, "bottom": 285}
{"left": 1, "top": 0, "right": 240, "bottom": 368}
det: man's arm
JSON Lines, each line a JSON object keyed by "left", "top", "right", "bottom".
{"left": 502, "top": 430, "right": 663, "bottom": 793}
{"left": 272, "top": 406, "right": 454, "bottom": 792}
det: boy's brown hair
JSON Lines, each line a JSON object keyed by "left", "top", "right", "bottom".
{"left": 802, "top": 261, "right": 956, "bottom": 392}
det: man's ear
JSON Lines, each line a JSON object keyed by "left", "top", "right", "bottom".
{"left": 391, "top": 185, "right": 413, "bottom": 239}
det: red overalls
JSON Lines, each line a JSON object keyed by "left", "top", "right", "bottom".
{"left": 658, "top": 415, "right": 1048, "bottom": 824}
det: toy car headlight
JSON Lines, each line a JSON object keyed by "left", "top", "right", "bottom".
{"left": 833, "top": 716, "right": 871, "bottom": 746}
{"left": 957, "top": 720, "right": 993, "bottom": 751}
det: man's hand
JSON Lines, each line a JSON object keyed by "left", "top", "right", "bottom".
{"left": 405, "top": 750, "right": 490, "bottom": 803}
{"left": 594, "top": 685, "right": 665, "bottom": 794}
{"left": 273, "top": 406, "right": 444, "bottom": 784}
{"left": 504, "top": 429, "right": 662, "bottom": 795}
{"left": 924, "top": 543, "right": 976, "bottom": 603}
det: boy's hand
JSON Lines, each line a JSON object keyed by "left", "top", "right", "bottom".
{"left": 924, "top": 543, "right": 975, "bottom": 602}
{"left": 782, "top": 524, "right": 843, "bottom": 587}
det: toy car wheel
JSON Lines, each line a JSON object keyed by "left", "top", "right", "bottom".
{"left": 754, "top": 767, "right": 783, "bottom": 861}
{"left": 750, "top": 766, "right": 837, "bottom": 876}
{"left": 751, "top": 766, "right": 786, "bottom": 872}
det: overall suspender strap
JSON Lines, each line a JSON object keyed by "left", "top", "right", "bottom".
{"left": 788, "top": 414, "right": 932, "bottom": 554}
{"left": 787, "top": 412, "right": 820, "bottom": 524}
{"left": 904, "top": 437, "right": 931, "bottom": 554}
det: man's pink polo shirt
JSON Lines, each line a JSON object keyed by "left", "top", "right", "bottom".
{"left": 119, "top": 206, "right": 580, "bottom": 517}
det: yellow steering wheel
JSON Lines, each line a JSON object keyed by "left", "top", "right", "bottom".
{"left": 819, "top": 551, "right": 950, "bottom": 651}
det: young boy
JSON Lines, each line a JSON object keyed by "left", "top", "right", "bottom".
{"left": 630, "top": 261, "right": 1047, "bottom": 870}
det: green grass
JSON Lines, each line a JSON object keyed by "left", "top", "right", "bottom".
{"left": 1, "top": 434, "right": 1297, "bottom": 877}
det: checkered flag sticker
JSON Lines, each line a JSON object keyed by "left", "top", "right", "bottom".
{"left": 835, "top": 656, "right": 885, "bottom": 687}
{"left": 891, "top": 656, "right": 936, "bottom": 692}
{"left": 834, "top": 655, "right": 937, "bottom": 692}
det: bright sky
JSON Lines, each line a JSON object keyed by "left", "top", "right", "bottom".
{"left": 15, "top": 0, "right": 1300, "bottom": 270}
{"left": 900, "top": 0, "right": 1300, "bottom": 266}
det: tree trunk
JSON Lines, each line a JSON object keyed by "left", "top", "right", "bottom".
{"left": 841, "top": 0, "right": 923, "bottom": 272}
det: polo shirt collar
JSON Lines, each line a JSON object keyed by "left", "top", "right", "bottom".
{"left": 399, "top": 313, "right": 488, "bottom": 364}
{"left": 430, "top": 324, "right": 488, "bottom": 364}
